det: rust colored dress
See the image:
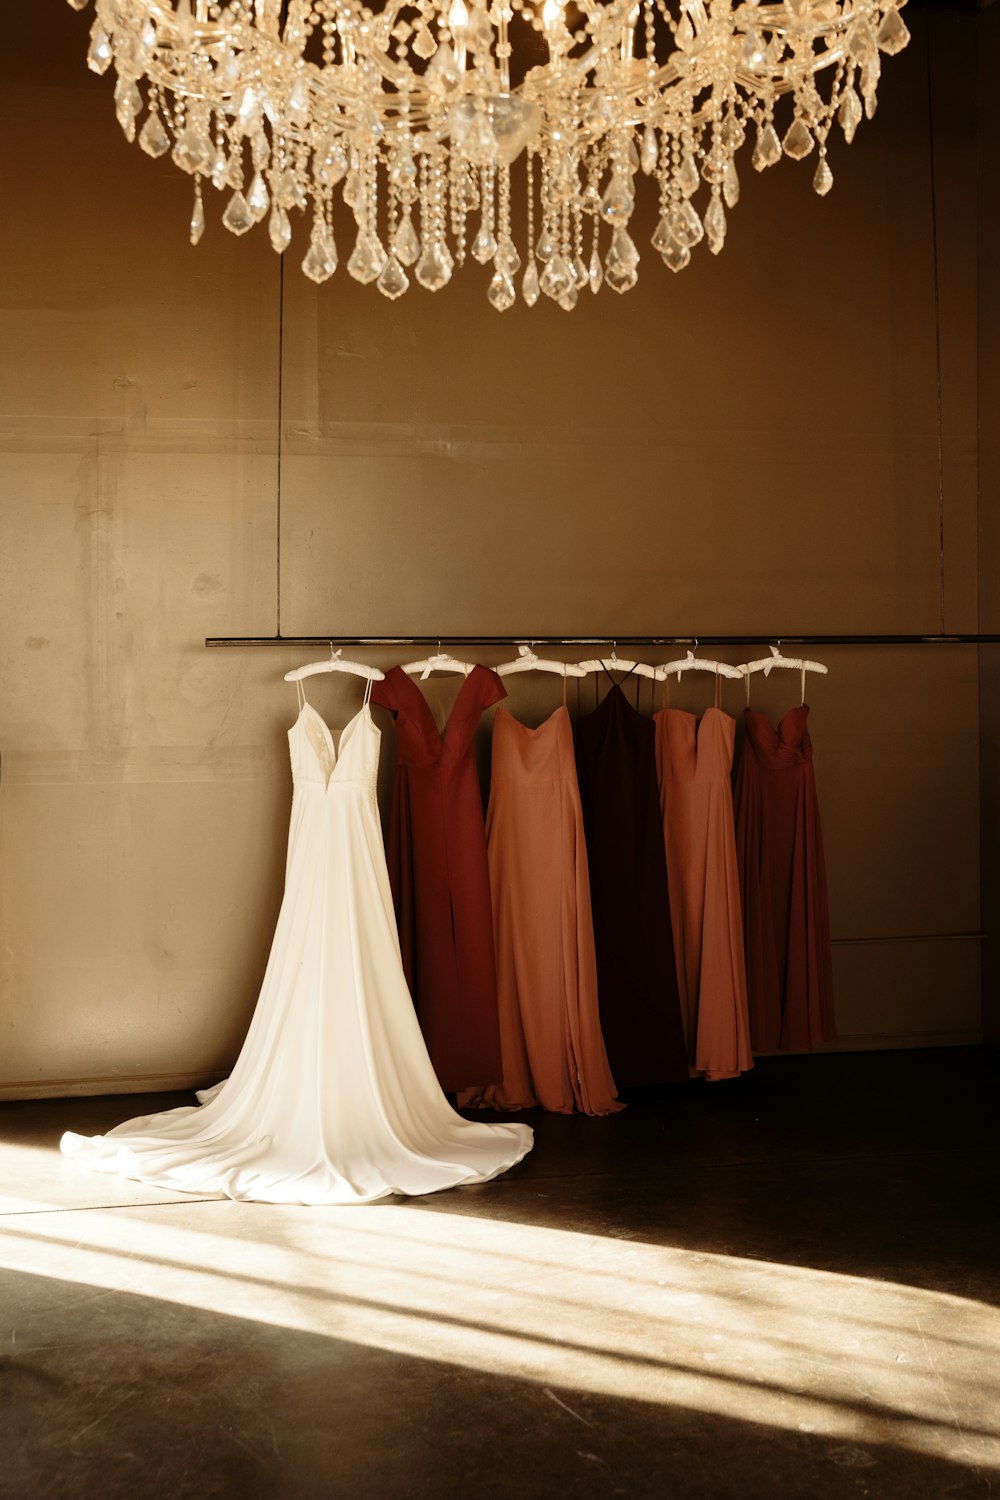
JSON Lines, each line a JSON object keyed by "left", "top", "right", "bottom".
{"left": 371, "top": 664, "right": 504, "bottom": 1092}
{"left": 654, "top": 679, "right": 753, "bottom": 1082}
{"left": 464, "top": 695, "right": 622, "bottom": 1116}
{"left": 734, "top": 704, "right": 836, "bottom": 1052}
{"left": 575, "top": 673, "right": 689, "bottom": 1087}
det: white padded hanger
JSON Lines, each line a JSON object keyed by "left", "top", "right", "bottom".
{"left": 284, "top": 646, "right": 384, "bottom": 683}
{"left": 401, "top": 645, "right": 475, "bottom": 681}
{"left": 575, "top": 644, "right": 658, "bottom": 680}
{"left": 739, "top": 644, "right": 829, "bottom": 705}
{"left": 496, "top": 644, "right": 587, "bottom": 678}
{"left": 656, "top": 647, "right": 743, "bottom": 682}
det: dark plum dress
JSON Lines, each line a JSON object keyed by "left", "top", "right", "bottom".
{"left": 574, "top": 674, "right": 689, "bottom": 1087}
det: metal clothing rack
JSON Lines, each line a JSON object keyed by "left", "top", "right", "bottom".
{"left": 205, "top": 634, "right": 1000, "bottom": 648}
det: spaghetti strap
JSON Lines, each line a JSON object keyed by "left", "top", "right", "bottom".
{"left": 561, "top": 669, "right": 568, "bottom": 708}
{"left": 600, "top": 659, "right": 641, "bottom": 688}
{"left": 363, "top": 675, "right": 374, "bottom": 708}
{"left": 296, "top": 678, "right": 306, "bottom": 709}
{"left": 662, "top": 672, "right": 670, "bottom": 711}
{"left": 714, "top": 670, "right": 721, "bottom": 710}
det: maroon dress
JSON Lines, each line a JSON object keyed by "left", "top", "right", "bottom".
{"left": 733, "top": 705, "right": 835, "bottom": 1052}
{"left": 574, "top": 677, "right": 689, "bottom": 1087}
{"left": 372, "top": 664, "right": 504, "bottom": 1092}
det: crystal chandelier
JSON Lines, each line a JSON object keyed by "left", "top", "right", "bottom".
{"left": 69, "top": 0, "right": 910, "bottom": 308}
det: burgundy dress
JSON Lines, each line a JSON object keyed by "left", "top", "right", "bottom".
{"left": 372, "top": 664, "right": 504, "bottom": 1092}
{"left": 734, "top": 705, "right": 835, "bottom": 1052}
{"left": 575, "top": 678, "right": 689, "bottom": 1087}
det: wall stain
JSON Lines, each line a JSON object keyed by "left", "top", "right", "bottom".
{"left": 192, "top": 572, "right": 224, "bottom": 597}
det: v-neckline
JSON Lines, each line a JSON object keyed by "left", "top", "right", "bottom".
{"left": 396, "top": 663, "right": 481, "bottom": 747}
{"left": 299, "top": 702, "right": 372, "bottom": 787}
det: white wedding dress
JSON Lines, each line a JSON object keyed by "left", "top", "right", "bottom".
{"left": 61, "top": 682, "right": 533, "bottom": 1204}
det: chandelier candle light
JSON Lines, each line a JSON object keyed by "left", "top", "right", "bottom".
{"left": 70, "top": 0, "right": 910, "bottom": 307}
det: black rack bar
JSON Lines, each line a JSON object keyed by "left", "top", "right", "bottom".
{"left": 205, "top": 634, "right": 1000, "bottom": 648}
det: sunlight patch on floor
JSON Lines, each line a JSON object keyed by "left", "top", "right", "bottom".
{"left": 2, "top": 1200, "right": 998, "bottom": 1471}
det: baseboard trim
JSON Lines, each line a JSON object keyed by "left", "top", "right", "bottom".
{"left": 0, "top": 1032, "right": 987, "bottom": 1101}
{"left": 0, "top": 1071, "right": 218, "bottom": 1102}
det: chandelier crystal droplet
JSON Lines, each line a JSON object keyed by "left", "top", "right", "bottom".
{"left": 69, "top": 0, "right": 910, "bottom": 308}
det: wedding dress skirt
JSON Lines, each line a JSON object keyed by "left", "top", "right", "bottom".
{"left": 61, "top": 698, "right": 533, "bottom": 1205}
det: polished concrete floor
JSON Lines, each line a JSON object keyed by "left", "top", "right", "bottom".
{"left": 2, "top": 1046, "right": 999, "bottom": 1499}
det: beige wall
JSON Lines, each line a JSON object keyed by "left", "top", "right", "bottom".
{"left": 0, "top": 6, "right": 985, "bottom": 1098}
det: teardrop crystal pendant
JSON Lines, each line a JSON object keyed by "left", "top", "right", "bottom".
{"left": 222, "top": 190, "right": 254, "bottom": 236}
{"left": 302, "top": 226, "right": 338, "bottom": 284}
{"left": 782, "top": 118, "right": 814, "bottom": 160}
{"left": 392, "top": 212, "right": 420, "bottom": 267}
{"left": 588, "top": 247, "right": 603, "bottom": 294}
{"left": 269, "top": 205, "right": 292, "bottom": 254}
{"left": 838, "top": 87, "right": 862, "bottom": 144}
{"left": 415, "top": 241, "right": 453, "bottom": 292}
{"left": 343, "top": 169, "right": 364, "bottom": 211}
{"left": 574, "top": 254, "right": 589, "bottom": 290}
{"left": 487, "top": 270, "right": 516, "bottom": 312}
{"left": 348, "top": 231, "right": 387, "bottom": 284}
{"left": 723, "top": 161, "right": 740, "bottom": 209}
{"left": 600, "top": 172, "right": 634, "bottom": 227}
{"left": 752, "top": 122, "right": 782, "bottom": 171}
{"left": 138, "top": 111, "right": 170, "bottom": 158}
{"left": 521, "top": 259, "right": 540, "bottom": 307}
{"left": 704, "top": 194, "right": 726, "bottom": 254}
{"left": 661, "top": 239, "right": 691, "bottom": 274}
{"left": 558, "top": 283, "right": 579, "bottom": 312}
{"left": 848, "top": 17, "right": 877, "bottom": 60}
{"left": 640, "top": 126, "right": 658, "bottom": 176}
{"left": 862, "top": 56, "right": 881, "bottom": 118}
{"left": 603, "top": 228, "right": 639, "bottom": 293}
{"left": 812, "top": 154, "right": 834, "bottom": 197}
{"left": 677, "top": 153, "right": 700, "bottom": 197}
{"left": 652, "top": 215, "right": 672, "bottom": 254}
{"left": 114, "top": 79, "right": 142, "bottom": 141}
{"left": 247, "top": 171, "right": 270, "bottom": 222}
{"left": 453, "top": 171, "right": 479, "bottom": 213}
{"left": 540, "top": 253, "right": 573, "bottom": 302}
{"left": 472, "top": 225, "right": 498, "bottom": 264}
{"left": 318, "top": 144, "right": 349, "bottom": 187}
{"left": 535, "top": 227, "right": 556, "bottom": 262}
{"left": 377, "top": 256, "right": 410, "bottom": 300}
{"left": 413, "top": 24, "right": 436, "bottom": 58}
{"left": 172, "top": 126, "right": 213, "bottom": 176}
{"left": 672, "top": 199, "right": 704, "bottom": 249}
{"left": 497, "top": 238, "right": 521, "bottom": 277}
{"left": 87, "top": 22, "right": 113, "bottom": 73}
{"left": 189, "top": 190, "right": 205, "bottom": 246}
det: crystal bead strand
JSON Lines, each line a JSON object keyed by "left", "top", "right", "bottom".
{"left": 522, "top": 151, "right": 539, "bottom": 307}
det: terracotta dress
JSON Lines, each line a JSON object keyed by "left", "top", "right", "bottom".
{"left": 654, "top": 678, "right": 753, "bottom": 1081}
{"left": 575, "top": 672, "right": 689, "bottom": 1087}
{"left": 734, "top": 704, "right": 836, "bottom": 1052}
{"left": 464, "top": 693, "right": 622, "bottom": 1116}
{"left": 371, "top": 664, "right": 504, "bottom": 1092}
